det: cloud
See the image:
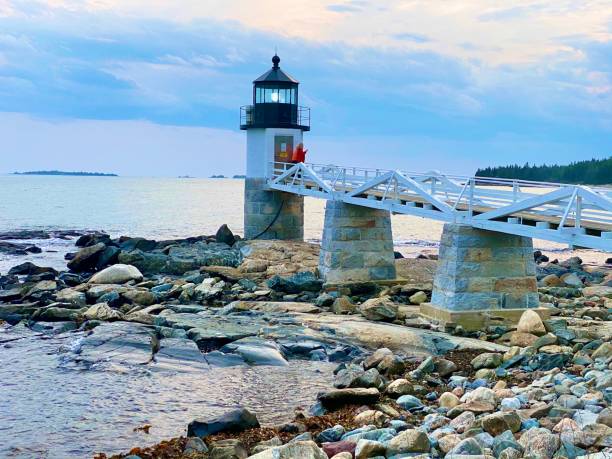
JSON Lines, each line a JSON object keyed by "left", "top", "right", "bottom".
{"left": 0, "top": 0, "right": 609, "bottom": 172}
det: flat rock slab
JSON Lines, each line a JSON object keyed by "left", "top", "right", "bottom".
{"left": 294, "top": 312, "right": 508, "bottom": 356}
{"left": 153, "top": 337, "right": 209, "bottom": 371}
{"left": 229, "top": 301, "right": 322, "bottom": 314}
{"left": 73, "top": 322, "right": 154, "bottom": 367}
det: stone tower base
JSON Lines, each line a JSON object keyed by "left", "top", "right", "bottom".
{"left": 244, "top": 178, "right": 304, "bottom": 240}
{"left": 319, "top": 201, "right": 396, "bottom": 283}
{"left": 421, "top": 223, "right": 545, "bottom": 330}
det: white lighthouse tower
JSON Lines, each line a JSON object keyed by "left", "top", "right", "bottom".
{"left": 240, "top": 55, "right": 310, "bottom": 240}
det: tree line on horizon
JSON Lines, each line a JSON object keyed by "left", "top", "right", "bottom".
{"left": 475, "top": 156, "right": 612, "bottom": 185}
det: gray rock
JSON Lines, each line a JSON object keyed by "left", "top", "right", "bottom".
{"left": 187, "top": 407, "right": 260, "bottom": 438}
{"left": 358, "top": 296, "right": 398, "bottom": 321}
{"left": 518, "top": 428, "right": 560, "bottom": 459}
{"left": 220, "top": 337, "right": 288, "bottom": 366}
{"left": 89, "top": 264, "right": 143, "bottom": 284}
{"left": 318, "top": 387, "right": 380, "bottom": 409}
{"left": 471, "top": 353, "right": 502, "bottom": 370}
{"left": 247, "top": 440, "right": 328, "bottom": 458}
{"left": 386, "top": 429, "right": 431, "bottom": 454}
{"left": 67, "top": 243, "right": 106, "bottom": 272}
{"left": 267, "top": 272, "right": 323, "bottom": 294}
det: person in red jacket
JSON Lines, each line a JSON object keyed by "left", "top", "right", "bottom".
{"left": 291, "top": 143, "right": 308, "bottom": 163}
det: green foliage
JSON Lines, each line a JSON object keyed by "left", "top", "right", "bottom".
{"left": 476, "top": 157, "right": 612, "bottom": 185}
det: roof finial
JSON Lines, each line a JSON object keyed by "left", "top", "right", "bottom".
{"left": 272, "top": 50, "right": 280, "bottom": 69}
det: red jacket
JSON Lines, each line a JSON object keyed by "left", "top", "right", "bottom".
{"left": 291, "top": 145, "right": 307, "bottom": 163}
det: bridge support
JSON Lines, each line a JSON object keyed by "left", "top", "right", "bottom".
{"left": 244, "top": 178, "right": 304, "bottom": 240}
{"left": 421, "top": 223, "right": 546, "bottom": 330}
{"left": 319, "top": 201, "right": 396, "bottom": 283}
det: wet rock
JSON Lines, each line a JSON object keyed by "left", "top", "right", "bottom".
{"left": 517, "top": 309, "right": 546, "bottom": 336}
{"left": 67, "top": 243, "right": 106, "bottom": 272}
{"left": 358, "top": 296, "right": 398, "bottom": 321}
{"left": 316, "top": 425, "right": 345, "bottom": 443}
{"left": 220, "top": 337, "right": 288, "bottom": 366}
{"left": 74, "top": 322, "right": 154, "bottom": 366}
{"left": 187, "top": 407, "right": 260, "bottom": 439}
{"left": 184, "top": 437, "right": 208, "bottom": 454}
{"left": 89, "top": 264, "right": 143, "bottom": 284}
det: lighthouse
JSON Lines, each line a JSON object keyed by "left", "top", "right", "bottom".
{"left": 241, "top": 54, "right": 310, "bottom": 240}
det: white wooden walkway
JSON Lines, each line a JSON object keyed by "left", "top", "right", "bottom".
{"left": 269, "top": 162, "right": 612, "bottom": 251}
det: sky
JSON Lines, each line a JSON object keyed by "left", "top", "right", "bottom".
{"left": 0, "top": 0, "right": 611, "bottom": 177}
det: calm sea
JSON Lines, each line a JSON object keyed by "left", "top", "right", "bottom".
{"left": 0, "top": 175, "right": 607, "bottom": 272}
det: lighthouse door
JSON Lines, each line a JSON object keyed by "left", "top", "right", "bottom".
{"left": 274, "top": 135, "right": 293, "bottom": 166}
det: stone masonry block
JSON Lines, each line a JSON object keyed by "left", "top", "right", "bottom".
{"left": 430, "top": 223, "right": 537, "bottom": 313}
{"left": 319, "top": 201, "right": 395, "bottom": 282}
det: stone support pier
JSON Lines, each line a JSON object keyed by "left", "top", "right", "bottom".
{"left": 421, "top": 223, "right": 546, "bottom": 330}
{"left": 319, "top": 201, "right": 396, "bottom": 283}
{"left": 244, "top": 178, "right": 304, "bottom": 240}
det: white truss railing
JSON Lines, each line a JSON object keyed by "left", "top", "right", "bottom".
{"left": 268, "top": 162, "right": 612, "bottom": 251}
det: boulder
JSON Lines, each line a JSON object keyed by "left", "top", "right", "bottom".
{"left": 408, "top": 291, "right": 428, "bottom": 305}
{"left": 354, "top": 439, "right": 386, "bottom": 459}
{"left": 8, "top": 262, "right": 57, "bottom": 276}
{"left": 331, "top": 296, "right": 356, "bottom": 314}
{"left": 481, "top": 412, "right": 522, "bottom": 435}
{"left": 471, "top": 353, "right": 502, "bottom": 370}
{"left": 67, "top": 243, "right": 106, "bottom": 272}
{"left": 318, "top": 388, "right": 380, "bottom": 409}
{"left": 517, "top": 309, "right": 546, "bottom": 336}
{"left": 220, "top": 338, "right": 288, "bottom": 366}
{"left": 518, "top": 428, "right": 560, "bottom": 459}
{"left": 215, "top": 224, "right": 236, "bottom": 246}
{"left": 89, "top": 264, "right": 143, "bottom": 284}
{"left": 56, "top": 288, "right": 87, "bottom": 307}
{"left": 247, "top": 441, "right": 327, "bottom": 459}
{"left": 83, "top": 303, "right": 123, "bottom": 321}
{"left": 358, "top": 296, "right": 398, "bottom": 321}
{"left": 267, "top": 272, "right": 323, "bottom": 293}
{"left": 386, "top": 429, "right": 431, "bottom": 454}
{"left": 187, "top": 407, "right": 260, "bottom": 439}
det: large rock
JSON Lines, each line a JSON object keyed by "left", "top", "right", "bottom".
{"left": 517, "top": 310, "right": 546, "bottom": 336}
{"left": 386, "top": 429, "right": 431, "bottom": 454}
{"left": 83, "top": 303, "right": 123, "bottom": 321}
{"left": 267, "top": 272, "right": 323, "bottom": 293}
{"left": 582, "top": 285, "right": 612, "bottom": 298}
{"left": 89, "top": 264, "right": 143, "bottom": 284}
{"left": 219, "top": 338, "right": 288, "bottom": 366}
{"left": 67, "top": 243, "right": 106, "bottom": 272}
{"left": 8, "top": 262, "right": 57, "bottom": 276}
{"left": 215, "top": 224, "right": 236, "bottom": 246}
{"left": 518, "top": 428, "right": 560, "bottom": 459}
{"left": 247, "top": 441, "right": 327, "bottom": 458}
{"left": 187, "top": 408, "right": 260, "bottom": 438}
{"left": 358, "top": 296, "right": 398, "bottom": 321}
{"left": 318, "top": 388, "right": 380, "bottom": 408}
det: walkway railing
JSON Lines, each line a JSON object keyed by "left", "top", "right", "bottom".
{"left": 268, "top": 162, "right": 612, "bottom": 251}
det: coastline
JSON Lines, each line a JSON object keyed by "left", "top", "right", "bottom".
{"left": 0, "top": 227, "right": 610, "bottom": 458}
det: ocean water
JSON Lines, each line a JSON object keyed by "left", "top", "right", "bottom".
{"left": 0, "top": 175, "right": 608, "bottom": 273}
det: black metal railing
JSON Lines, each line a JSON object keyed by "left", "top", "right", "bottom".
{"left": 240, "top": 105, "right": 310, "bottom": 130}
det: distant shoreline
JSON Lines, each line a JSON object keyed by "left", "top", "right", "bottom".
{"left": 13, "top": 170, "right": 118, "bottom": 177}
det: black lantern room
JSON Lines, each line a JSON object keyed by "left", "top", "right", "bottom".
{"left": 240, "top": 55, "right": 310, "bottom": 131}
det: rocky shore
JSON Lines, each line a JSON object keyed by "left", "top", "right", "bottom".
{"left": 0, "top": 226, "right": 610, "bottom": 459}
